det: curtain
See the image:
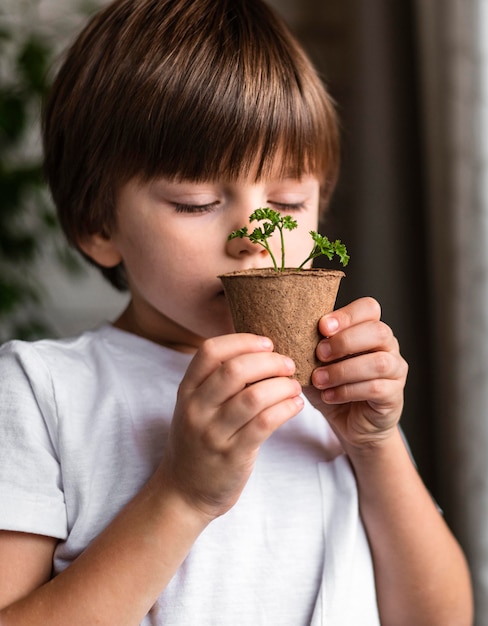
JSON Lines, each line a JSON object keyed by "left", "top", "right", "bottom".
{"left": 415, "top": 0, "right": 488, "bottom": 621}
{"left": 271, "top": 0, "right": 487, "bottom": 621}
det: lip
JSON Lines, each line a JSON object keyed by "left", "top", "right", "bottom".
{"left": 211, "top": 281, "right": 227, "bottom": 299}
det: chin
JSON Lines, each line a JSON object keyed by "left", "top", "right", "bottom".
{"left": 203, "top": 317, "right": 236, "bottom": 338}
{"left": 200, "top": 302, "right": 236, "bottom": 338}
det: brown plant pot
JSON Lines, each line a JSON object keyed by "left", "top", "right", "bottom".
{"left": 219, "top": 268, "right": 345, "bottom": 386}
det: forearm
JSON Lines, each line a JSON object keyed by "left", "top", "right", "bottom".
{"left": 347, "top": 427, "right": 473, "bottom": 626}
{"left": 0, "top": 470, "right": 210, "bottom": 626}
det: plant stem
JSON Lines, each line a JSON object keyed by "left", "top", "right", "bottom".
{"left": 279, "top": 225, "right": 285, "bottom": 270}
{"left": 262, "top": 240, "right": 278, "bottom": 270}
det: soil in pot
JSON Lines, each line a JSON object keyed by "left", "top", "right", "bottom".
{"left": 219, "top": 268, "right": 345, "bottom": 386}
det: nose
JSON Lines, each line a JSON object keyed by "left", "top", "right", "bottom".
{"left": 225, "top": 226, "right": 271, "bottom": 264}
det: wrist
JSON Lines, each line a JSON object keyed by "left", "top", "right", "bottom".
{"left": 343, "top": 427, "right": 420, "bottom": 503}
{"left": 147, "top": 464, "right": 216, "bottom": 534}
{"left": 341, "top": 425, "right": 402, "bottom": 461}
{"left": 342, "top": 427, "right": 413, "bottom": 486}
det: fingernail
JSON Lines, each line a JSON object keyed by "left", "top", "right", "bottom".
{"left": 322, "top": 389, "right": 335, "bottom": 402}
{"left": 293, "top": 395, "right": 305, "bottom": 409}
{"left": 283, "top": 357, "right": 295, "bottom": 373}
{"left": 260, "top": 336, "right": 273, "bottom": 349}
{"left": 317, "top": 341, "right": 331, "bottom": 361}
{"left": 323, "top": 316, "right": 339, "bottom": 335}
{"left": 314, "top": 369, "right": 329, "bottom": 389}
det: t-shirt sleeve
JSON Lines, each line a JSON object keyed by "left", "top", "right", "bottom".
{"left": 0, "top": 341, "right": 68, "bottom": 539}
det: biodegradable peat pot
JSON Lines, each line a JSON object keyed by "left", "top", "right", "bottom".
{"left": 220, "top": 268, "right": 345, "bottom": 386}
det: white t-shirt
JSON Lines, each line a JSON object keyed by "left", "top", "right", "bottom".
{"left": 0, "top": 324, "right": 380, "bottom": 625}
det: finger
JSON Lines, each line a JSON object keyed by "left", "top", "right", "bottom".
{"left": 312, "top": 350, "right": 407, "bottom": 392}
{"left": 182, "top": 333, "right": 274, "bottom": 390}
{"left": 232, "top": 393, "right": 305, "bottom": 449}
{"left": 319, "top": 378, "right": 405, "bottom": 412}
{"left": 214, "top": 376, "right": 303, "bottom": 439}
{"left": 193, "top": 350, "right": 296, "bottom": 409}
{"left": 318, "top": 296, "right": 381, "bottom": 337}
{"left": 316, "top": 320, "right": 398, "bottom": 363}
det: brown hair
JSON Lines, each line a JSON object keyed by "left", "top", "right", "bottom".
{"left": 43, "top": 0, "right": 340, "bottom": 290}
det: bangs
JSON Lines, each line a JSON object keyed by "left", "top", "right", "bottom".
{"left": 108, "top": 0, "right": 339, "bottom": 190}
{"left": 135, "top": 65, "right": 337, "bottom": 186}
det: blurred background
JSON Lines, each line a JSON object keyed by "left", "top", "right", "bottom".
{"left": 1, "top": 0, "right": 486, "bottom": 622}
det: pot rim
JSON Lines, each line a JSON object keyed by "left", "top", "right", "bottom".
{"left": 219, "top": 267, "right": 345, "bottom": 279}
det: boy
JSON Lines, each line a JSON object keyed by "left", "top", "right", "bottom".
{"left": 0, "top": 0, "right": 473, "bottom": 624}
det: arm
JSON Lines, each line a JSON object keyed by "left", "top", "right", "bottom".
{"left": 0, "top": 334, "right": 303, "bottom": 625}
{"left": 0, "top": 484, "right": 208, "bottom": 624}
{"left": 305, "top": 297, "right": 473, "bottom": 626}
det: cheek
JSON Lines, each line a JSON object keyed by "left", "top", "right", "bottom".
{"left": 285, "top": 218, "right": 319, "bottom": 264}
{"left": 132, "top": 236, "right": 205, "bottom": 293}
{"left": 116, "top": 214, "right": 177, "bottom": 265}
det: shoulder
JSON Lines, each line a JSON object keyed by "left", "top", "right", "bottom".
{"left": 0, "top": 329, "right": 106, "bottom": 432}
{"left": 0, "top": 323, "right": 173, "bottom": 372}
{"left": 0, "top": 325, "right": 108, "bottom": 384}
{"left": 0, "top": 325, "right": 129, "bottom": 415}
{"left": 0, "top": 324, "right": 193, "bottom": 406}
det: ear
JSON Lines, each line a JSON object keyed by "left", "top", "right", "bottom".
{"left": 78, "top": 232, "right": 123, "bottom": 268}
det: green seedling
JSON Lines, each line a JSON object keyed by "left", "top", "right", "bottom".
{"left": 228, "top": 207, "right": 349, "bottom": 271}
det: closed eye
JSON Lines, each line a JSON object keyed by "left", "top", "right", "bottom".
{"left": 174, "top": 202, "right": 219, "bottom": 214}
{"left": 270, "top": 201, "right": 306, "bottom": 211}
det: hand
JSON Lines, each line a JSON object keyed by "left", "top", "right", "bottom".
{"left": 304, "top": 297, "right": 408, "bottom": 451}
{"left": 158, "top": 334, "right": 303, "bottom": 521}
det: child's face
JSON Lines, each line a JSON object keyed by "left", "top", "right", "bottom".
{"left": 85, "top": 170, "right": 320, "bottom": 351}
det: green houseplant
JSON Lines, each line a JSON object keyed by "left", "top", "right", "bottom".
{"left": 220, "top": 208, "right": 349, "bottom": 385}
{"left": 228, "top": 207, "right": 349, "bottom": 271}
{"left": 0, "top": 8, "right": 84, "bottom": 342}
